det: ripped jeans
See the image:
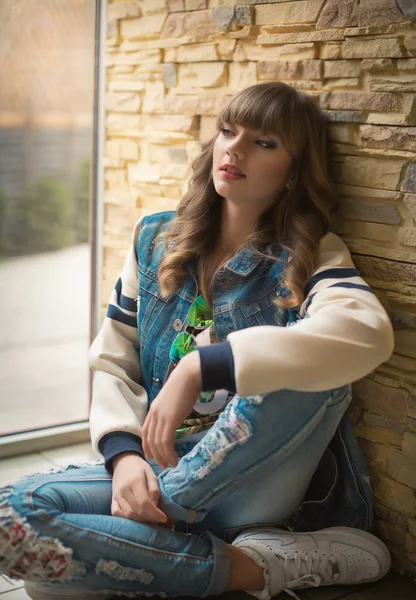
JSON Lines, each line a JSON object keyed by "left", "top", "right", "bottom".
{"left": 0, "top": 384, "right": 351, "bottom": 598}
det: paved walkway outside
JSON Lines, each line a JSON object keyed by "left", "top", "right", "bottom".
{"left": 0, "top": 245, "right": 91, "bottom": 434}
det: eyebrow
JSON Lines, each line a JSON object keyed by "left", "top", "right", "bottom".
{"left": 225, "top": 122, "right": 279, "bottom": 137}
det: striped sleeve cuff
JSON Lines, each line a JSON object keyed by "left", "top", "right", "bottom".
{"left": 98, "top": 432, "right": 145, "bottom": 475}
{"left": 198, "top": 341, "right": 237, "bottom": 394}
{"left": 106, "top": 277, "right": 138, "bottom": 329}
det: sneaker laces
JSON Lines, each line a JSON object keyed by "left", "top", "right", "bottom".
{"left": 278, "top": 550, "right": 340, "bottom": 600}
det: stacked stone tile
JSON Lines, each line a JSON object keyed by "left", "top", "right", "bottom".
{"left": 104, "top": 0, "right": 416, "bottom": 577}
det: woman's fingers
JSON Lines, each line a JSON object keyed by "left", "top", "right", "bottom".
{"left": 113, "top": 494, "right": 139, "bottom": 521}
{"left": 143, "top": 409, "right": 159, "bottom": 460}
{"left": 111, "top": 496, "right": 122, "bottom": 516}
{"left": 161, "top": 423, "right": 178, "bottom": 468}
{"left": 111, "top": 454, "right": 170, "bottom": 525}
{"left": 141, "top": 418, "right": 151, "bottom": 460}
{"left": 145, "top": 466, "right": 160, "bottom": 504}
{"left": 113, "top": 486, "right": 167, "bottom": 524}
{"left": 151, "top": 418, "right": 169, "bottom": 469}
{"left": 125, "top": 477, "right": 153, "bottom": 520}
{"left": 129, "top": 484, "right": 167, "bottom": 523}
{"left": 143, "top": 407, "right": 179, "bottom": 468}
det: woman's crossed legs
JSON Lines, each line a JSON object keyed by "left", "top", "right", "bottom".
{"left": 0, "top": 385, "right": 389, "bottom": 599}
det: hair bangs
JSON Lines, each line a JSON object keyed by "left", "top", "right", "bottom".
{"left": 217, "top": 83, "right": 307, "bottom": 159}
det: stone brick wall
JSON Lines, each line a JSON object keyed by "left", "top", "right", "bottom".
{"left": 104, "top": 0, "right": 416, "bottom": 577}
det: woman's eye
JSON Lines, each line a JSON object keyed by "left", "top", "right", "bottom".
{"left": 220, "top": 128, "right": 275, "bottom": 148}
{"left": 257, "top": 140, "right": 276, "bottom": 149}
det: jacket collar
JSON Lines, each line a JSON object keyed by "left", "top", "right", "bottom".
{"left": 224, "top": 247, "right": 264, "bottom": 276}
{"left": 224, "top": 242, "right": 286, "bottom": 277}
{"left": 185, "top": 243, "right": 286, "bottom": 279}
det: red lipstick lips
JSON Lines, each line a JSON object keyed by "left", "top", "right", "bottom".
{"left": 220, "top": 163, "right": 246, "bottom": 180}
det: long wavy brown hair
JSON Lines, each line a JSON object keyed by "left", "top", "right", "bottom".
{"left": 155, "top": 82, "right": 338, "bottom": 310}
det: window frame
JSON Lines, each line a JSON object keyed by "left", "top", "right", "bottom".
{"left": 0, "top": 0, "right": 106, "bottom": 459}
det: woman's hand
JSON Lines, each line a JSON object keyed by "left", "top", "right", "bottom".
{"left": 142, "top": 351, "right": 202, "bottom": 469}
{"left": 111, "top": 453, "right": 168, "bottom": 524}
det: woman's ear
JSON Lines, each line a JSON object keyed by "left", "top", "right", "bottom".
{"left": 287, "top": 175, "right": 296, "bottom": 191}
{"left": 287, "top": 157, "right": 299, "bottom": 190}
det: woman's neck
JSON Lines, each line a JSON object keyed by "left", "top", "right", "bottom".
{"left": 216, "top": 200, "right": 259, "bottom": 255}
{"left": 196, "top": 202, "right": 260, "bottom": 307}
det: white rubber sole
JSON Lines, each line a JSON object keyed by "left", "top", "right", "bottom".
{"left": 24, "top": 581, "right": 114, "bottom": 600}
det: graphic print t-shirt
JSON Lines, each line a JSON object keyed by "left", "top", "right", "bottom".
{"left": 168, "top": 301, "right": 236, "bottom": 440}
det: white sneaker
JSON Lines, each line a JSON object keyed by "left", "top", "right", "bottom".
{"left": 232, "top": 526, "right": 391, "bottom": 600}
{"left": 24, "top": 581, "right": 114, "bottom": 600}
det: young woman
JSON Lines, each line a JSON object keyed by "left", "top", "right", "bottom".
{"left": 0, "top": 82, "right": 394, "bottom": 600}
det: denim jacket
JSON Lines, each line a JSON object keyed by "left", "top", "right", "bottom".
{"left": 134, "top": 211, "right": 374, "bottom": 533}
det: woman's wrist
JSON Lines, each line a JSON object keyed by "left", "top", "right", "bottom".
{"left": 113, "top": 451, "right": 145, "bottom": 469}
{"left": 178, "top": 350, "right": 202, "bottom": 393}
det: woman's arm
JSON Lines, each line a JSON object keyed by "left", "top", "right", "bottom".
{"left": 89, "top": 217, "right": 148, "bottom": 473}
{"left": 198, "top": 232, "right": 395, "bottom": 398}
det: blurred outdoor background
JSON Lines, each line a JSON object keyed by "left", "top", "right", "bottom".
{"left": 0, "top": 0, "right": 96, "bottom": 434}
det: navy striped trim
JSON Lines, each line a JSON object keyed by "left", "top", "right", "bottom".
{"left": 107, "top": 304, "right": 137, "bottom": 328}
{"left": 330, "top": 282, "right": 374, "bottom": 293}
{"left": 115, "top": 278, "right": 137, "bottom": 312}
{"left": 304, "top": 282, "right": 374, "bottom": 312}
{"left": 305, "top": 268, "right": 360, "bottom": 296}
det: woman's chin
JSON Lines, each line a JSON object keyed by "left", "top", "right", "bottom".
{"left": 213, "top": 179, "right": 245, "bottom": 198}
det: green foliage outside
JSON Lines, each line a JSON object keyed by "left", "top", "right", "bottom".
{"left": 25, "top": 177, "right": 76, "bottom": 251}
{"left": 0, "top": 187, "right": 12, "bottom": 255}
{"left": 0, "top": 158, "right": 90, "bottom": 258}
{"left": 73, "top": 158, "right": 90, "bottom": 244}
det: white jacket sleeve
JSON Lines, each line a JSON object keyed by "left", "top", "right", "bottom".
{"left": 88, "top": 217, "right": 148, "bottom": 455}
{"left": 227, "top": 232, "right": 395, "bottom": 397}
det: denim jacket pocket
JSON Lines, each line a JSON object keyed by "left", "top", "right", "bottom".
{"left": 239, "top": 284, "right": 287, "bottom": 328}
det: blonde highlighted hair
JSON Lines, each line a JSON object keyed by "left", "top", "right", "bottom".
{"left": 155, "top": 82, "right": 338, "bottom": 309}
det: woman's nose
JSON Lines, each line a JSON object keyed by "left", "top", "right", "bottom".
{"left": 227, "top": 139, "right": 245, "bottom": 159}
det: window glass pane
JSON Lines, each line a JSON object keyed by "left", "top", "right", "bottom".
{"left": 0, "top": 0, "right": 96, "bottom": 435}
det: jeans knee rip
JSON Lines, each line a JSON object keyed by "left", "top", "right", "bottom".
{"left": 184, "top": 400, "right": 253, "bottom": 480}
{"left": 0, "top": 487, "right": 86, "bottom": 582}
{"left": 96, "top": 559, "right": 154, "bottom": 585}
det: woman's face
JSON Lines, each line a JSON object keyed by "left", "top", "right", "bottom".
{"left": 212, "top": 122, "right": 294, "bottom": 212}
